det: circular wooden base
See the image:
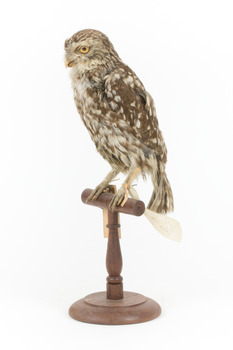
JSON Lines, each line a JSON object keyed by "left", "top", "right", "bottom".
{"left": 69, "top": 291, "right": 161, "bottom": 325}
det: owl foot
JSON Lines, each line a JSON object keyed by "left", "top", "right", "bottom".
{"left": 109, "top": 184, "right": 129, "bottom": 211}
{"left": 86, "top": 181, "right": 109, "bottom": 202}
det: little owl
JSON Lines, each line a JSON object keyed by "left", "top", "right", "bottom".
{"left": 64, "top": 29, "right": 174, "bottom": 213}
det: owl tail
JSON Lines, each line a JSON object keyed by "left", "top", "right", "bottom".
{"left": 147, "top": 163, "right": 174, "bottom": 214}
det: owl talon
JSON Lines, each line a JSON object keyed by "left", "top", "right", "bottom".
{"left": 120, "top": 183, "right": 129, "bottom": 206}
{"left": 109, "top": 185, "right": 129, "bottom": 211}
{"left": 86, "top": 182, "right": 108, "bottom": 202}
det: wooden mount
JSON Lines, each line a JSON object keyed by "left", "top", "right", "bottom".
{"left": 106, "top": 210, "right": 123, "bottom": 299}
{"left": 69, "top": 188, "right": 161, "bottom": 325}
{"left": 81, "top": 188, "right": 145, "bottom": 216}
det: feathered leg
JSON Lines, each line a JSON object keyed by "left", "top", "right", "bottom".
{"left": 109, "top": 167, "right": 140, "bottom": 210}
{"left": 87, "top": 168, "right": 119, "bottom": 202}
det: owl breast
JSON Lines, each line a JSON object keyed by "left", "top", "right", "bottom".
{"left": 72, "top": 79, "right": 131, "bottom": 171}
{"left": 73, "top": 78, "right": 101, "bottom": 128}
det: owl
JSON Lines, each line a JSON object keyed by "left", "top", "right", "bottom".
{"left": 64, "top": 29, "right": 174, "bottom": 213}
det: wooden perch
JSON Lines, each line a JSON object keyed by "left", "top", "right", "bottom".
{"left": 81, "top": 188, "right": 145, "bottom": 217}
{"left": 69, "top": 187, "right": 161, "bottom": 325}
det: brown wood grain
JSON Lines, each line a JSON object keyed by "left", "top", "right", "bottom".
{"left": 81, "top": 188, "right": 145, "bottom": 216}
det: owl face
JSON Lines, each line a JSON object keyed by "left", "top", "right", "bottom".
{"left": 64, "top": 29, "right": 118, "bottom": 72}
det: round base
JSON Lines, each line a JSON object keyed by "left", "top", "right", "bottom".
{"left": 69, "top": 291, "right": 161, "bottom": 325}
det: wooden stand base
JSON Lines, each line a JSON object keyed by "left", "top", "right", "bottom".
{"left": 69, "top": 291, "right": 161, "bottom": 325}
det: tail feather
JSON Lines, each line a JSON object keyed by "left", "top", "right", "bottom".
{"left": 147, "top": 164, "right": 174, "bottom": 214}
{"left": 129, "top": 186, "right": 182, "bottom": 242}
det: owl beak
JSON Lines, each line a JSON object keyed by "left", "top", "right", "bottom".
{"left": 64, "top": 58, "right": 74, "bottom": 68}
{"left": 64, "top": 57, "right": 69, "bottom": 68}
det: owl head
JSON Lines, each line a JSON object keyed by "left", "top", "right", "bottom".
{"left": 64, "top": 29, "right": 119, "bottom": 71}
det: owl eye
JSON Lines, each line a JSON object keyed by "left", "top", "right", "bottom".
{"left": 79, "top": 46, "right": 89, "bottom": 54}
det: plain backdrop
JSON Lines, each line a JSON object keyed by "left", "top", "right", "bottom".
{"left": 0, "top": 0, "right": 233, "bottom": 349}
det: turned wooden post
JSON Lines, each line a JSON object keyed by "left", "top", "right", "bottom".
{"left": 81, "top": 188, "right": 144, "bottom": 301}
{"left": 106, "top": 210, "right": 123, "bottom": 299}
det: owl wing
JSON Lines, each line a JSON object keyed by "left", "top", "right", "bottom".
{"left": 102, "top": 67, "right": 167, "bottom": 163}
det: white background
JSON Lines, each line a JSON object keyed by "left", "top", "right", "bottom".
{"left": 1, "top": 0, "right": 233, "bottom": 349}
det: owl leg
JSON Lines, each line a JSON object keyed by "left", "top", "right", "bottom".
{"left": 86, "top": 168, "right": 119, "bottom": 202}
{"left": 109, "top": 167, "right": 141, "bottom": 210}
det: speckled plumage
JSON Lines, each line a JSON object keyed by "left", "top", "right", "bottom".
{"left": 65, "top": 29, "right": 174, "bottom": 213}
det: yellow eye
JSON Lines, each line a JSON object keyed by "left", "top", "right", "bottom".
{"left": 80, "top": 46, "right": 89, "bottom": 54}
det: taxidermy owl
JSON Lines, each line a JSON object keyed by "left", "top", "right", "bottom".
{"left": 64, "top": 29, "right": 174, "bottom": 215}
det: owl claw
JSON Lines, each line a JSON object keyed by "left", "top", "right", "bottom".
{"left": 109, "top": 185, "right": 129, "bottom": 211}
{"left": 86, "top": 182, "right": 108, "bottom": 202}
